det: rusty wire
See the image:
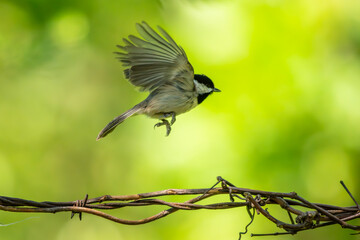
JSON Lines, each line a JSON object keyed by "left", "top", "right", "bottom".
{"left": 0, "top": 176, "right": 359, "bottom": 238}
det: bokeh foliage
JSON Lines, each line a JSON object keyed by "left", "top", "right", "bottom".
{"left": 0, "top": 0, "right": 359, "bottom": 239}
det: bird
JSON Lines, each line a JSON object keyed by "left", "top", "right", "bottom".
{"left": 96, "top": 21, "right": 220, "bottom": 140}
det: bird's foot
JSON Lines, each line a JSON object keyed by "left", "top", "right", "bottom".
{"left": 154, "top": 119, "right": 171, "bottom": 136}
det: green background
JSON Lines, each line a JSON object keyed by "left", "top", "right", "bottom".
{"left": 0, "top": 0, "right": 359, "bottom": 239}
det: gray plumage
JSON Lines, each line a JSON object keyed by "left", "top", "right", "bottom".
{"left": 97, "top": 102, "right": 145, "bottom": 139}
{"left": 96, "top": 21, "right": 219, "bottom": 140}
{"left": 115, "top": 22, "right": 194, "bottom": 92}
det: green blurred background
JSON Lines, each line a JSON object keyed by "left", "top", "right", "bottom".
{"left": 1, "top": 0, "right": 359, "bottom": 239}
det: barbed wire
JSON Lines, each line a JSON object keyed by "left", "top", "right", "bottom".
{"left": 0, "top": 176, "right": 359, "bottom": 238}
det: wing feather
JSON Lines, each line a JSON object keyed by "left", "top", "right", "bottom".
{"left": 115, "top": 22, "right": 194, "bottom": 92}
{"left": 137, "top": 22, "right": 181, "bottom": 55}
{"left": 157, "top": 25, "right": 186, "bottom": 56}
{"left": 128, "top": 35, "right": 177, "bottom": 57}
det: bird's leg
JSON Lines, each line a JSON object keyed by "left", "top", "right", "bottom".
{"left": 162, "top": 112, "right": 176, "bottom": 125}
{"left": 154, "top": 119, "right": 171, "bottom": 136}
{"left": 170, "top": 112, "right": 176, "bottom": 125}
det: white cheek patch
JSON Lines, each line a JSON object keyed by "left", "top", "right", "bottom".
{"left": 194, "top": 80, "right": 213, "bottom": 94}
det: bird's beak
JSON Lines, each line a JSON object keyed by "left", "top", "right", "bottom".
{"left": 213, "top": 88, "right": 221, "bottom": 92}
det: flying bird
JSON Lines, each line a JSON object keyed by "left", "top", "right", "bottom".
{"left": 97, "top": 21, "right": 220, "bottom": 140}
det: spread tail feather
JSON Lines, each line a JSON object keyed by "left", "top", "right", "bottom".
{"left": 96, "top": 103, "right": 144, "bottom": 140}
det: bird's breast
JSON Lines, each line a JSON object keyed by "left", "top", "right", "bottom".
{"left": 143, "top": 87, "right": 198, "bottom": 119}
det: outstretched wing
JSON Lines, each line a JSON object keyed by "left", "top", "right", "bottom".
{"left": 115, "top": 21, "right": 194, "bottom": 92}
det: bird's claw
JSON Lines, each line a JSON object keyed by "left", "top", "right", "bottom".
{"left": 154, "top": 119, "right": 172, "bottom": 136}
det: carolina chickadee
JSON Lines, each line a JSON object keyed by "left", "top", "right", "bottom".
{"left": 97, "top": 21, "right": 220, "bottom": 140}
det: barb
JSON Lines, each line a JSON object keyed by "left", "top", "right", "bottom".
{"left": 71, "top": 194, "right": 88, "bottom": 220}
{"left": 340, "top": 180, "right": 359, "bottom": 210}
{"left": 0, "top": 177, "right": 359, "bottom": 238}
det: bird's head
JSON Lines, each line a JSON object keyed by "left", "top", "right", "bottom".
{"left": 194, "top": 74, "right": 220, "bottom": 104}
